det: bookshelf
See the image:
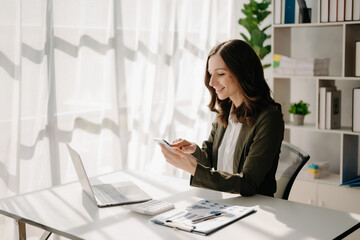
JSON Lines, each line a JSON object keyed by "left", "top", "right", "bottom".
{"left": 271, "top": 1, "right": 360, "bottom": 214}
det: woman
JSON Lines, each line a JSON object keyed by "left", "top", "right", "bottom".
{"left": 160, "top": 39, "right": 284, "bottom": 197}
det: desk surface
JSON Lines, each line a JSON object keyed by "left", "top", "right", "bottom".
{"left": 0, "top": 169, "right": 359, "bottom": 240}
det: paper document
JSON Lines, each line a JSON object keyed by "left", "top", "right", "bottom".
{"left": 151, "top": 199, "right": 256, "bottom": 235}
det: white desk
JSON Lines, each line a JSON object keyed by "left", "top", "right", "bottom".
{"left": 0, "top": 169, "right": 359, "bottom": 240}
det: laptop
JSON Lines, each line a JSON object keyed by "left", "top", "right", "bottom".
{"left": 66, "top": 144, "right": 152, "bottom": 207}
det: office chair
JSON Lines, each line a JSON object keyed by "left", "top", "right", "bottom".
{"left": 274, "top": 141, "right": 310, "bottom": 200}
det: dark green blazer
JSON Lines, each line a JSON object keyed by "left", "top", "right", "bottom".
{"left": 190, "top": 103, "right": 284, "bottom": 197}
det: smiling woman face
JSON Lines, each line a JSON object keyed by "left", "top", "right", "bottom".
{"left": 208, "top": 54, "right": 243, "bottom": 107}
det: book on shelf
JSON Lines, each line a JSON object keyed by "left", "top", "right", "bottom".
{"left": 281, "top": 0, "right": 286, "bottom": 23}
{"left": 274, "top": 0, "right": 282, "bottom": 24}
{"left": 353, "top": 0, "right": 360, "bottom": 20}
{"left": 284, "top": 0, "right": 296, "bottom": 23}
{"left": 345, "top": 0, "right": 353, "bottom": 21}
{"left": 326, "top": 90, "right": 341, "bottom": 129}
{"left": 356, "top": 41, "right": 360, "bottom": 77}
{"left": 338, "top": 0, "right": 345, "bottom": 21}
{"left": 353, "top": 88, "right": 360, "bottom": 132}
{"left": 321, "top": 0, "right": 329, "bottom": 22}
{"left": 319, "top": 86, "right": 337, "bottom": 129}
{"left": 329, "top": 0, "right": 338, "bottom": 22}
{"left": 295, "top": 0, "right": 300, "bottom": 23}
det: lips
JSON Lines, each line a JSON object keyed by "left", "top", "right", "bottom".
{"left": 215, "top": 87, "right": 225, "bottom": 93}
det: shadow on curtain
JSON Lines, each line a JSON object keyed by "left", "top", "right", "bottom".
{"left": 0, "top": 0, "right": 236, "bottom": 238}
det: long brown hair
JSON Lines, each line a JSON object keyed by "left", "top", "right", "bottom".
{"left": 205, "top": 39, "right": 281, "bottom": 126}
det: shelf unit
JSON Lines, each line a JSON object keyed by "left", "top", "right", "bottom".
{"left": 271, "top": 6, "right": 360, "bottom": 189}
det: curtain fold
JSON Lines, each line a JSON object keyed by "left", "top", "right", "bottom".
{"left": 0, "top": 0, "right": 237, "bottom": 238}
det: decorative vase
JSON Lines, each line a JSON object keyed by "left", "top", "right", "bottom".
{"left": 292, "top": 114, "right": 305, "bottom": 125}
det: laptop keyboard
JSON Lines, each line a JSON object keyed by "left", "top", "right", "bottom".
{"left": 92, "top": 184, "right": 127, "bottom": 203}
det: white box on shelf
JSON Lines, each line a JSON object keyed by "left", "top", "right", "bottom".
{"left": 307, "top": 161, "right": 330, "bottom": 179}
{"left": 353, "top": 88, "right": 360, "bottom": 132}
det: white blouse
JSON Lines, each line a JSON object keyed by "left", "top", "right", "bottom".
{"left": 217, "top": 114, "right": 242, "bottom": 173}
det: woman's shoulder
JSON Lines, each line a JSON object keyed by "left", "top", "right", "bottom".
{"left": 211, "top": 119, "right": 224, "bottom": 130}
{"left": 257, "top": 103, "right": 283, "bottom": 122}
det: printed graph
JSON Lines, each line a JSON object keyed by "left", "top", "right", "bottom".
{"left": 165, "top": 200, "right": 248, "bottom": 222}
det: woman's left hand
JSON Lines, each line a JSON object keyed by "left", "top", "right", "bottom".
{"left": 160, "top": 144, "right": 197, "bottom": 175}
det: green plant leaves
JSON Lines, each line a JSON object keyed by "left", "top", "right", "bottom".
{"left": 257, "top": 44, "right": 271, "bottom": 60}
{"left": 288, "top": 100, "right": 311, "bottom": 115}
{"left": 238, "top": 0, "right": 272, "bottom": 68}
{"left": 240, "top": 33, "right": 250, "bottom": 43}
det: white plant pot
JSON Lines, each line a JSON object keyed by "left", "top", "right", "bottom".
{"left": 292, "top": 114, "right": 305, "bottom": 125}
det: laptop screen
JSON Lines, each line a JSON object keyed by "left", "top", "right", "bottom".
{"left": 66, "top": 144, "right": 98, "bottom": 203}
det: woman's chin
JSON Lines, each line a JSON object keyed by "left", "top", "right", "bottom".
{"left": 217, "top": 95, "right": 227, "bottom": 100}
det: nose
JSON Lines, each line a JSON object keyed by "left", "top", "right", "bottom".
{"left": 209, "top": 75, "right": 216, "bottom": 87}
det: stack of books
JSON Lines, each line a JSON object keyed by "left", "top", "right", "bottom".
{"left": 273, "top": 54, "right": 330, "bottom": 76}
{"left": 319, "top": 85, "right": 341, "bottom": 129}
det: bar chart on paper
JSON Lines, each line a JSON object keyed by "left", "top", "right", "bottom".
{"left": 165, "top": 200, "right": 235, "bottom": 222}
{"left": 151, "top": 200, "right": 256, "bottom": 235}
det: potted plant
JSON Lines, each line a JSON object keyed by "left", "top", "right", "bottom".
{"left": 288, "top": 100, "right": 311, "bottom": 125}
{"left": 238, "top": 0, "right": 271, "bottom": 68}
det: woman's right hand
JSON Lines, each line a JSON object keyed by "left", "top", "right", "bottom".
{"left": 171, "top": 138, "right": 196, "bottom": 154}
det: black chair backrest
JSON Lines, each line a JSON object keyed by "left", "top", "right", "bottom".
{"left": 275, "top": 141, "right": 310, "bottom": 200}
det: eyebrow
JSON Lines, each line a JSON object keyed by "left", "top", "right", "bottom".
{"left": 208, "top": 67, "right": 227, "bottom": 72}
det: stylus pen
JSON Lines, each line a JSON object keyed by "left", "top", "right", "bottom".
{"left": 165, "top": 220, "right": 195, "bottom": 231}
{"left": 191, "top": 212, "right": 222, "bottom": 224}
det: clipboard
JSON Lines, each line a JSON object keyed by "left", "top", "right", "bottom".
{"left": 151, "top": 200, "right": 256, "bottom": 235}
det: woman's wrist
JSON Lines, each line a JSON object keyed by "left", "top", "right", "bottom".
{"left": 189, "top": 142, "right": 197, "bottom": 154}
{"left": 190, "top": 162, "right": 197, "bottom": 176}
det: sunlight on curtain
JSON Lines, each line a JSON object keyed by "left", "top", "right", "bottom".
{"left": 0, "top": 0, "right": 237, "bottom": 238}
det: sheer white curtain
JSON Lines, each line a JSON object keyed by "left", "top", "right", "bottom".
{"left": 0, "top": 0, "right": 238, "bottom": 238}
